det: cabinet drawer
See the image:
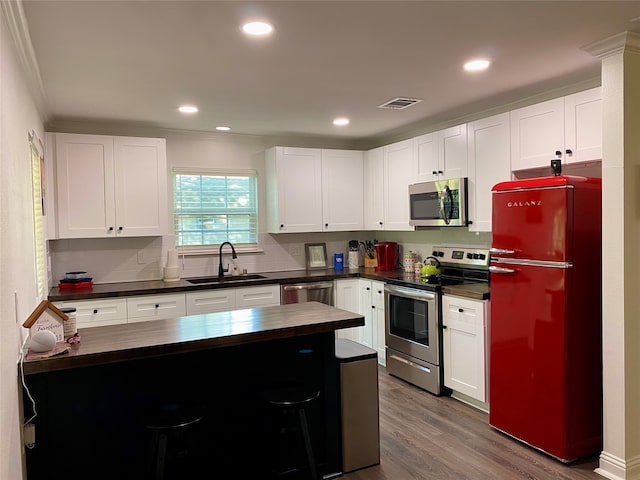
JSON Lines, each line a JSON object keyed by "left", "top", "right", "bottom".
{"left": 442, "top": 295, "right": 483, "bottom": 333}
{"left": 235, "top": 285, "right": 280, "bottom": 309}
{"left": 127, "top": 294, "right": 186, "bottom": 323}
{"left": 186, "top": 289, "right": 236, "bottom": 315}
{"left": 55, "top": 298, "right": 127, "bottom": 328}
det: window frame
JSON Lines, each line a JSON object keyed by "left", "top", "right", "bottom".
{"left": 172, "top": 167, "right": 260, "bottom": 255}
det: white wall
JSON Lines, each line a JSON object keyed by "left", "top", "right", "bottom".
{"left": 0, "top": 9, "right": 45, "bottom": 480}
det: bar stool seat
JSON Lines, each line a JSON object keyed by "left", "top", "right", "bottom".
{"left": 261, "top": 386, "right": 320, "bottom": 480}
{"left": 143, "top": 403, "right": 204, "bottom": 480}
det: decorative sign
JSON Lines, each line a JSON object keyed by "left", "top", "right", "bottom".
{"left": 22, "top": 300, "right": 69, "bottom": 343}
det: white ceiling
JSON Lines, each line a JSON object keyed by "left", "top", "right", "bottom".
{"left": 20, "top": 0, "right": 640, "bottom": 145}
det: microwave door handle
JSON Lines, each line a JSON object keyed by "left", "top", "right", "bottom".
{"left": 440, "top": 185, "right": 453, "bottom": 225}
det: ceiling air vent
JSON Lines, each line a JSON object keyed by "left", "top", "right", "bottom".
{"left": 377, "top": 97, "right": 423, "bottom": 110}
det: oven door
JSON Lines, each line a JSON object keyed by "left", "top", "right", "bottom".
{"left": 384, "top": 285, "right": 439, "bottom": 366}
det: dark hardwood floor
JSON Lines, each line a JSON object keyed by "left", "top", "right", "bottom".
{"left": 342, "top": 366, "right": 601, "bottom": 480}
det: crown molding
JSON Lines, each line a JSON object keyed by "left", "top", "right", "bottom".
{"left": 583, "top": 31, "right": 640, "bottom": 59}
{"left": 1, "top": 0, "right": 50, "bottom": 120}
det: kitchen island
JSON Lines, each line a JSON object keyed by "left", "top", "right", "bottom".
{"left": 22, "top": 302, "right": 364, "bottom": 479}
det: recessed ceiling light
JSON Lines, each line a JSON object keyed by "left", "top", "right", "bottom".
{"left": 241, "top": 21, "right": 274, "bottom": 36}
{"left": 215, "top": 126, "right": 231, "bottom": 131}
{"left": 333, "top": 117, "right": 350, "bottom": 126}
{"left": 464, "top": 59, "right": 491, "bottom": 72}
{"left": 178, "top": 105, "right": 198, "bottom": 114}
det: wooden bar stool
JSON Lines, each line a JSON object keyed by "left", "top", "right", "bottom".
{"left": 143, "top": 403, "right": 204, "bottom": 480}
{"left": 261, "top": 387, "right": 320, "bottom": 480}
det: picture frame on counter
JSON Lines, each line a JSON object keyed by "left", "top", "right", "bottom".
{"left": 305, "top": 243, "right": 328, "bottom": 270}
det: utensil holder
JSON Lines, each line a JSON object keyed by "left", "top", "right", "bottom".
{"left": 364, "top": 253, "right": 377, "bottom": 269}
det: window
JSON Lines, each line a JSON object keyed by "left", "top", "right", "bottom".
{"left": 173, "top": 168, "right": 258, "bottom": 254}
{"left": 30, "top": 133, "right": 46, "bottom": 300}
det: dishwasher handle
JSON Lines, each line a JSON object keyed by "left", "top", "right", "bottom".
{"left": 282, "top": 283, "right": 333, "bottom": 291}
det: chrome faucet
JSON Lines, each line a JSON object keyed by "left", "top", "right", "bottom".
{"left": 218, "top": 241, "right": 238, "bottom": 279}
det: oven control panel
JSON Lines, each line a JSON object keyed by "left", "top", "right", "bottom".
{"left": 431, "top": 245, "right": 490, "bottom": 268}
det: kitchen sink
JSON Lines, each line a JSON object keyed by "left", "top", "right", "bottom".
{"left": 186, "top": 274, "right": 266, "bottom": 284}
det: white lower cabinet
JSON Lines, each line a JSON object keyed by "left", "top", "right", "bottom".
{"left": 334, "top": 279, "right": 386, "bottom": 365}
{"left": 54, "top": 298, "right": 128, "bottom": 328}
{"left": 126, "top": 293, "right": 186, "bottom": 323}
{"left": 235, "top": 285, "right": 280, "bottom": 309}
{"left": 442, "top": 295, "right": 488, "bottom": 405}
{"left": 186, "top": 285, "right": 281, "bottom": 315}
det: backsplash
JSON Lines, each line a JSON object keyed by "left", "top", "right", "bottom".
{"left": 48, "top": 229, "right": 490, "bottom": 287}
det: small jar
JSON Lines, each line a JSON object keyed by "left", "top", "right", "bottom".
{"left": 403, "top": 251, "right": 417, "bottom": 273}
{"left": 414, "top": 262, "right": 423, "bottom": 276}
{"left": 60, "top": 307, "right": 77, "bottom": 340}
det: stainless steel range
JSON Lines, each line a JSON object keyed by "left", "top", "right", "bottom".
{"left": 385, "top": 245, "right": 489, "bottom": 395}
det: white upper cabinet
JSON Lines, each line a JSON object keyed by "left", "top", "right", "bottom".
{"left": 415, "top": 124, "right": 468, "bottom": 182}
{"left": 266, "top": 146, "right": 323, "bottom": 233}
{"left": 363, "top": 147, "right": 384, "bottom": 230}
{"left": 321, "top": 149, "right": 364, "bottom": 231}
{"left": 382, "top": 139, "right": 416, "bottom": 231}
{"left": 467, "top": 113, "right": 511, "bottom": 233}
{"left": 510, "top": 87, "right": 602, "bottom": 171}
{"left": 564, "top": 87, "right": 602, "bottom": 164}
{"left": 55, "top": 133, "right": 167, "bottom": 239}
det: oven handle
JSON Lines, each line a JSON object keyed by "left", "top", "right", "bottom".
{"left": 388, "top": 353, "right": 431, "bottom": 373}
{"left": 384, "top": 284, "right": 436, "bottom": 301}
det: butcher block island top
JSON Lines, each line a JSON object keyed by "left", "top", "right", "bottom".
{"left": 23, "top": 301, "right": 364, "bottom": 375}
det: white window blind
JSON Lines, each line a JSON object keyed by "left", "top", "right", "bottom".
{"left": 173, "top": 168, "right": 258, "bottom": 254}
{"left": 30, "top": 135, "right": 46, "bottom": 300}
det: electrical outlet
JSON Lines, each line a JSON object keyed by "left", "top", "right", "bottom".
{"left": 137, "top": 251, "right": 146, "bottom": 264}
{"left": 23, "top": 423, "right": 35, "bottom": 448}
{"left": 290, "top": 245, "right": 302, "bottom": 257}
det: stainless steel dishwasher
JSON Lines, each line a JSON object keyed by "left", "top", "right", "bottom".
{"left": 280, "top": 281, "right": 335, "bottom": 306}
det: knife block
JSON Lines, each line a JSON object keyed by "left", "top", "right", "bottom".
{"left": 364, "top": 252, "right": 377, "bottom": 269}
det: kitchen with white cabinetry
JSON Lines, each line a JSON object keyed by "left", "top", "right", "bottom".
{"left": 51, "top": 133, "right": 168, "bottom": 239}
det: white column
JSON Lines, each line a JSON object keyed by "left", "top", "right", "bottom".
{"left": 585, "top": 32, "right": 640, "bottom": 480}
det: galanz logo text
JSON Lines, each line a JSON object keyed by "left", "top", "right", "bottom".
{"left": 507, "top": 200, "right": 542, "bottom": 207}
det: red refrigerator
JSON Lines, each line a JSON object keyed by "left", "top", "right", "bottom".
{"left": 489, "top": 175, "right": 602, "bottom": 462}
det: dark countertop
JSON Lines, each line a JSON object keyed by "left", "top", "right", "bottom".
{"left": 48, "top": 267, "right": 490, "bottom": 302}
{"left": 23, "top": 301, "right": 364, "bottom": 375}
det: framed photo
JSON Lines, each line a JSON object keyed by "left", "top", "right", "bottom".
{"left": 305, "top": 243, "right": 328, "bottom": 270}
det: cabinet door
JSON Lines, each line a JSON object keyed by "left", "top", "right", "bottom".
{"left": 322, "top": 150, "right": 364, "bottom": 231}
{"left": 235, "top": 285, "right": 280, "bottom": 309}
{"left": 357, "top": 280, "right": 374, "bottom": 349}
{"left": 510, "top": 97, "right": 564, "bottom": 171}
{"left": 414, "top": 132, "right": 439, "bottom": 182}
{"left": 467, "top": 113, "right": 511, "bottom": 232}
{"left": 442, "top": 295, "right": 487, "bottom": 402}
{"left": 364, "top": 147, "right": 384, "bottom": 230}
{"left": 266, "top": 147, "right": 323, "bottom": 233}
{"left": 127, "top": 293, "right": 186, "bottom": 323}
{"left": 55, "top": 298, "right": 127, "bottom": 328}
{"left": 383, "top": 139, "right": 416, "bottom": 231}
{"left": 55, "top": 133, "right": 115, "bottom": 238}
{"left": 186, "top": 289, "right": 236, "bottom": 315}
{"left": 334, "top": 279, "right": 362, "bottom": 342}
{"left": 370, "top": 280, "right": 386, "bottom": 365}
{"left": 114, "top": 137, "right": 168, "bottom": 236}
{"left": 440, "top": 124, "right": 468, "bottom": 179}
{"left": 564, "top": 86, "right": 602, "bottom": 164}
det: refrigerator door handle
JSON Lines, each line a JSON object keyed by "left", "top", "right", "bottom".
{"left": 489, "top": 265, "right": 516, "bottom": 274}
{"left": 490, "top": 247, "right": 516, "bottom": 255}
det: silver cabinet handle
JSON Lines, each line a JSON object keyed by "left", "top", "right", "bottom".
{"left": 489, "top": 266, "right": 516, "bottom": 274}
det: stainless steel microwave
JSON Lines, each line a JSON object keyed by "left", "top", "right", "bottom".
{"left": 408, "top": 177, "right": 469, "bottom": 227}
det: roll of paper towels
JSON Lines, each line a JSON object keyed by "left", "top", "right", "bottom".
{"left": 166, "top": 249, "right": 179, "bottom": 268}
{"left": 348, "top": 251, "right": 359, "bottom": 269}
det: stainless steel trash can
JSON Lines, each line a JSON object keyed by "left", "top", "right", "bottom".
{"left": 335, "top": 338, "right": 380, "bottom": 473}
